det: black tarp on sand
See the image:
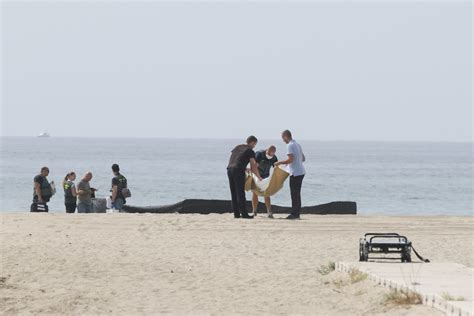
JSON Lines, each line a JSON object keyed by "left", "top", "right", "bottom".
{"left": 122, "top": 199, "right": 356, "bottom": 214}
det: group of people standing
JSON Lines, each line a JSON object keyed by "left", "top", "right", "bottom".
{"left": 31, "top": 164, "right": 129, "bottom": 213}
{"left": 31, "top": 131, "right": 304, "bottom": 217}
{"left": 227, "top": 129, "right": 306, "bottom": 220}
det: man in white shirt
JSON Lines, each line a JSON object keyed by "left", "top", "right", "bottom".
{"left": 275, "top": 130, "right": 306, "bottom": 219}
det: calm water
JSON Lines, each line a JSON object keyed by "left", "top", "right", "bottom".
{"left": 0, "top": 137, "right": 472, "bottom": 215}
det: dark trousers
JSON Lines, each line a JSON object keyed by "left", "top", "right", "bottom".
{"left": 227, "top": 168, "right": 248, "bottom": 217}
{"left": 290, "top": 175, "right": 305, "bottom": 216}
{"left": 65, "top": 202, "right": 77, "bottom": 213}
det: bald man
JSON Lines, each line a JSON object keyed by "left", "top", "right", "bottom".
{"left": 77, "top": 172, "right": 96, "bottom": 213}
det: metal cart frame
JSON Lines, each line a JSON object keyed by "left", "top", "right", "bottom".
{"left": 359, "top": 233, "right": 412, "bottom": 262}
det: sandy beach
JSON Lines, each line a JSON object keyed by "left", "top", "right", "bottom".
{"left": 1, "top": 214, "right": 472, "bottom": 315}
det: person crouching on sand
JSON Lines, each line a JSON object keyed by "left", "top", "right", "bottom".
{"left": 227, "top": 136, "right": 263, "bottom": 219}
{"left": 252, "top": 145, "right": 278, "bottom": 218}
{"left": 63, "top": 171, "right": 78, "bottom": 213}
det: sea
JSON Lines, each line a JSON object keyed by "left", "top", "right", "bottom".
{"left": 0, "top": 137, "right": 472, "bottom": 215}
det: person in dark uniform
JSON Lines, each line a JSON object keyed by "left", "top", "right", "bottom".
{"left": 63, "top": 171, "right": 78, "bottom": 213}
{"left": 31, "top": 166, "right": 54, "bottom": 212}
{"left": 111, "top": 164, "right": 129, "bottom": 211}
{"left": 252, "top": 146, "right": 278, "bottom": 218}
{"left": 227, "top": 136, "right": 263, "bottom": 219}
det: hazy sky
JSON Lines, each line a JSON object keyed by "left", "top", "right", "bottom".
{"left": 1, "top": 1, "right": 472, "bottom": 141}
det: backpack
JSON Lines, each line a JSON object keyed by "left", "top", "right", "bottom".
{"left": 115, "top": 175, "right": 131, "bottom": 199}
{"left": 121, "top": 187, "right": 132, "bottom": 198}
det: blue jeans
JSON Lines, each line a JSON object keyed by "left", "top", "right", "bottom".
{"left": 77, "top": 201, "right": 92, "bottom": 213}
{"left": 112, "top": 198, "right": 125, "bottom": 211}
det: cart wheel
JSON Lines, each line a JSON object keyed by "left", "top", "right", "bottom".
{"left": 401, "top": 249, "right": 412, "bottom": 263}
{"left": 359, "top": 243, "right": 368, "bottom": 262}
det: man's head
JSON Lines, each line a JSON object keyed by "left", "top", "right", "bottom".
{"left": 112, "top": 164, "right": 120, "bottom": 174}
{"left": 40, "top": 167, "right": 49, "bottom": 177}
{"left": 83, "top": 172, "right": 93, "bottom": 182}
{"left": 282, "top": 130, "right": 293, "bottom": 144}
{"left": 246, "top": 135, "right": 258, "bottom": 149}
{"left": 266, "top": 145, "right": 276, "bottom": 157}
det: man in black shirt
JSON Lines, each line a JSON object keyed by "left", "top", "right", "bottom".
{"left": 252, "top": 146, "right": 278, "bottom": 218}
{"left": 111, "top": 164, "right": 128, "bottom": 211}
{"left": 227, "top": 136, "right": 263, "bottom": 219}
{"left": 31, "top": 166, "right": 53, "bottom": 212}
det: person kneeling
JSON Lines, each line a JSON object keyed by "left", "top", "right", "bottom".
{"left": 252, "top": 146, "right": 278, "bottom": 218}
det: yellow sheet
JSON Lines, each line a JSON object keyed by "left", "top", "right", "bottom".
{"left": 245, "top": 165, "right": 289, "bottom": 197}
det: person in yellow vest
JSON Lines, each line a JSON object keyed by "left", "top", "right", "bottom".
{"left": 62, "top": 171, "right": 78, "bottom": 213}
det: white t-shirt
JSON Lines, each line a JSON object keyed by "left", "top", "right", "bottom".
{"left": 287, "top": 140, "right": 306, "bottom": 176}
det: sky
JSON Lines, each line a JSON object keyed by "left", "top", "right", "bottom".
{"left": 1, "top": 0, "right": 472, "bottom": 141}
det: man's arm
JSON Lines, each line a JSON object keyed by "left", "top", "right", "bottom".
{"left": 275, "top": 154, "right": 294, "bottom": 166}
{"left": 34, "top": 182, "right": 43, "bottom": 202}
{"left": 111, "top": 185, "right": 118, "bottom": 202}
{"left": 250, "top": 158, "right": 263, "bottom": 181}
{"left": 77, "top": 183, "right": 90, "bottom": 196}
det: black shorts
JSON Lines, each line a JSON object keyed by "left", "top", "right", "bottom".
{"left": 65, "top": 202, "right": 77, "bottom": 213}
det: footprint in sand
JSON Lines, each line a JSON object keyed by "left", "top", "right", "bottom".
{"left": 0, "top": 275, "right": 17, "bottom": 290}
{"left": 0, "top": 276, "right": 8, "bottom": 287}
{"left": 138, "top": 223, "right": 149, "bottom": 233}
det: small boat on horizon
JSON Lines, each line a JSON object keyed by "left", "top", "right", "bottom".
{"left": 37, "top": 131, "right": 51, "bottom": 138}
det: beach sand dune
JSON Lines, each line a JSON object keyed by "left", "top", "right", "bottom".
{"left": 1, "top": 214, "right": 472, "bottom": 315}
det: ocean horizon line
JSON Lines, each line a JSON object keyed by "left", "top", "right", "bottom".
{"left": 1, "top": 135, "right": 472, "bottom": 144}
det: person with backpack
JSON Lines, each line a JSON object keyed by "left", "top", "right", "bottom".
{"left": 31, "top": 166, "right": 54, "bottom": 212}
{"left": 62, "top": 171, "right": 78, "bottom": 213}
{"left": 110, "top": 164, "right": 130, "bottom": 211}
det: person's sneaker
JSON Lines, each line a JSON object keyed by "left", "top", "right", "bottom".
{"left": 241, "top": 213, "right": 254, "bottom": 219}
{"left": 286, "top": 214, "right": 300, "bottom": 220}
{"left": 234, "top": 214, "right": 241, "bottom": 219}
{"left": 268, "top": 213, "right": 274, "bottom": 219}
